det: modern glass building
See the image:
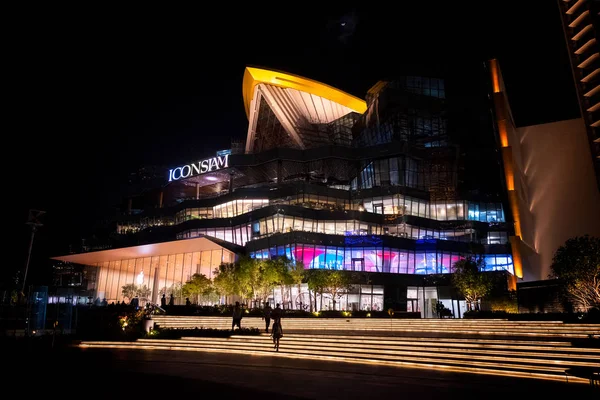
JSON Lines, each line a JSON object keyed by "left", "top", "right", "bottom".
{"left": 54, "top": 66, "right": 518, "bottom": 317}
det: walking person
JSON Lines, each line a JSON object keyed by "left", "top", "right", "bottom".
{"left": 262, "top": 302, "right": 272, "bottom": 333}
{"left": 271, "top": 303, "right": 283, "bottom": 351}
{"left": 231, "top": 301, "right": 243, "bottom": 331}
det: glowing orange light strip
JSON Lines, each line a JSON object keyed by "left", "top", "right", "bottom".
{"left": 489, "top": 59, "right": 525, "bottom": 278}
{"left": 78, "top": 342, "right": 591, "bottom": 384}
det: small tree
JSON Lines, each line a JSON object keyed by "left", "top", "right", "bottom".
{"left": 236, "top": 256, "right": 261, "bottom": 302}
{"left": 307, "top": 270, "right": 353, "bottom": 311}
{"left": 452, "top": 256, "right": 492, "bottom": 311}
{"left": 269, "top": 257, "right": 302, "bottom": 308}
{"left": 182, "top": 273, "right": 212, "bottom": 304}
{"left": 288, "top": 261, "right": 306, "bottom": 309}
{"left": 137, "top": 285, "right": 151, "bottom": 301}
{"left": 213, "top": 263, "right": 239, "bottom": 304}
{"left": 238, "top": 257, "right": 278, "bottom": 306}
{"left": 122, "top": 283, "right": 137, "bottom": 302}
{"left": 255, "top": 259, "right": 280, "bottom": 305}
{"left": 121, "top": 283, "right": 151, "bottom": 303}
{"left": 550, "top": 235, "right": 600, "bottom": 312}
{"left": 306, "top": 269, "right": 327, "bottom": 311}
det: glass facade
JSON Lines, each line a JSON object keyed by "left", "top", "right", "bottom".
{"left": 70, "top": 71, "right": 516, "bottom": 316}
{"left": 93, "top": 248, "right": 234, "bottom": 304}
{"left": 249, "top": 243, "right": 514, "bottom": 275}
{"left": 175, "top": 199, "right": 269, "bottom": 223}
{"left": 267, "top": 283, "right": 384, "bottom": 312}
{"left": 178, "top": 215, "right": 481, "bottom": 246}
{"left": 351, "top": 157, "right": 455, "bottom": 192}
{"left": 118, "top": 183, "right": 506, "bottom": 239}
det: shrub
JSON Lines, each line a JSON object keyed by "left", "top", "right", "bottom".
{"left": 463, "top": 310, "right": 509, "bottom": 319}
{"left": 148, "top": 327, "right": 261, "bottom": 339}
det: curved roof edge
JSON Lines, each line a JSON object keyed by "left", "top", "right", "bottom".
{"left": 242, "top": 67, "right": 367, "bottom": 118}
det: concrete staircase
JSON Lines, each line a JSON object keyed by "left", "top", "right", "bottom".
{"left": 150, "top": 316, "right": 600, "bottom": 338}
{"left": 80, "top": 317, "right": 600, "bottom": 384}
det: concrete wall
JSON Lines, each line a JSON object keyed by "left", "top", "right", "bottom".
{"left": 515, "top": 118, "right": 600, "bottom": 281}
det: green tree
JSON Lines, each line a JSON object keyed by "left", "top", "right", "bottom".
{"left": 199, "top": 288, "right": 221, "bottom": 304}
{"left": 168, "top": 282, "right": 183, "bottom": 298}
{"left": 255, "top": 259, "right": 280, "bottom": 305}
{"left": 306, "top": 269, "right": 328, "bottom": 310}
{"left": 121, "top": 283, "right": 151, "bottom": 302}
{"left": 137, "top": 285, "right": 151, "bottom": 300}
{"left": 288, "top": 260, "right": 306, "bottom": 308}
{"left": 550, "top": 235, "right": 600, "bottom": 311}
{"left": 182, "top": 273, "right": 212, "bottom": 304}
{"left": 238, "top": 257, "right": 278, "bottom": 305}
{"left": 323, "top": 270, "right": 355, "bottom": 311}
{"left": 268, "top": 257, "right": 297, "bottom": 307}
{"left": 307, "top": 269, "right": 354, "bottom": 311}
{"left": 213, "top": 262, "right": 239, "bottom": 304}
{"left": 121, "top": 283, "right": 137, "bottom": 301}
{"left": 452, "top": 256, "right": 492, "bottom": 311}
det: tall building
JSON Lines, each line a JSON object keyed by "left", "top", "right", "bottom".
{"left": 558, "top": 0, "right": 600, "bottom": 190}
{"left": 53, "top": 66, "right": 518, "bottom": 318}
{"left": 489, "top": 58, "right": 600, "bottom": 285}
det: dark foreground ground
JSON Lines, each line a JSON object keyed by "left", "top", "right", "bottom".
{"left": 5, "top": 344, "right": 598, "bottom": 399}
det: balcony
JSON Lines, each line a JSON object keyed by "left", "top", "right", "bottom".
{"left": 583, "top": 85, "right": 600, "bottom": 97}
{"left": 581, "top": 68, "right": 599, "bottom": 83}
{"left": 575, "top": 38, "right": 596, "bottom": 55}
{"left": 572, "top": 24, "right": 593, "bottom": 41}
{"left": 566, "top": 0, "right": 587, "bottom": 17}
{"left": 577, "top": 52, "right": 599, "bottom": 69}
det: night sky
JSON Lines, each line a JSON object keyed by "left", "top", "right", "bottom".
{"left": 8, "top": 2, "right": 579, "bottom": 287}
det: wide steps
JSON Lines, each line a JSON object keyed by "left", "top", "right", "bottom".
{"left": 150, "top": 316, "right": 600, "bottom": 338}
{"left": 80, "top": 333, "right": 599, "bottom": 383}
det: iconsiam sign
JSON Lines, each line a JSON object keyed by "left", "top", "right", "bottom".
{"left": 168, "top": 154, "right": 230, "bottom": 182}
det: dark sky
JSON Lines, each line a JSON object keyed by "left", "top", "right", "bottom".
{"left": 8, "top": 2, "right": 579, "bottom": 287}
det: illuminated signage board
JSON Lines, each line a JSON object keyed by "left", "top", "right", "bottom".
{"left": 168, "top": 154, "right": 229, "bottom": 182}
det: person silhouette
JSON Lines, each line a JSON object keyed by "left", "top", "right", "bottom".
{"left": 263, "top": 303, "right": 272, "bottom": 333}
{"left": 160, "top": 293, "right": 167, "bottom": 307}
{"left": 232, "top": 301, "right": 242, "bottom": 331}
{"left": 169, "top": 293, "right": 174, "bottom": 306}
{"left": 271, "top": 303, "right": 283, "bottom": 351}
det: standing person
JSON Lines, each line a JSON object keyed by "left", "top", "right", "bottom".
{"left": 169, "top": 293, "right": 175, "bottom": 306}
{"left": 160, "top": 293, "right": 167, "bottom": 308}
{"left": 232, "top": 301, "right": 243, "bottom": 331}
{"left": 271, "top": 303, "right": 283, "bottom": 351}
{"left": 262, "top": 303, "right": 272, "bottom": 333}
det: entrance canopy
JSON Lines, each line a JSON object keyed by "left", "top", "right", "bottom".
{"left": 51, "top": 236, "right": 240, "bottom": 266}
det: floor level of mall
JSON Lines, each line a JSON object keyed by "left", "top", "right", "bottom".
{"left": 52, "top": 236, "right": 513, "bottom": 318}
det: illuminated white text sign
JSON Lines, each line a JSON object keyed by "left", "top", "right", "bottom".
{"left": 168, "top": 154, "right": 229, "bottom": 182}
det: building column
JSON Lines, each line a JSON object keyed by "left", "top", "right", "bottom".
{"left": 196, "top": 183, "right": 200, "bottom": 200}
{"left": 151, "top": 264, "right": 160, "bottom": 304}
{"left": 158, "top": 190, "right": 164, "bottom": 208}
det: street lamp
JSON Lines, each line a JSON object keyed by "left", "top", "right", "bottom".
{"left": 22, "top": 209, "right": 45, "bottom": 294}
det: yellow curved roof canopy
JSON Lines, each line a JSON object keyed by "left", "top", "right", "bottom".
{"left": 242, "top": 67, "right": 367, "bottom": 118}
